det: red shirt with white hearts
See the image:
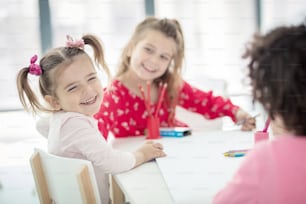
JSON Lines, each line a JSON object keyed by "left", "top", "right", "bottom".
{"left": 94, "top": 80, "right": 239, "bottom": 139}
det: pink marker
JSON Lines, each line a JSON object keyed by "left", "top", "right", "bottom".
{"left": 254, "top": 117, "right": 270, "bottom": 143}
{"left": 262, "top": 118, "right": 271, "bottom": 133}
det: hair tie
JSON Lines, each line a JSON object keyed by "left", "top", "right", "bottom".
{"left": 28, "top": 55, "right": 42, "bottom": 76}
{"left": 66, "top": 35, "right": 85, "bottom": 49}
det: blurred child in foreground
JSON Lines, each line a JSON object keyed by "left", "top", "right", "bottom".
{"left": 214, "top": 23, "right": 306, "bottom": 204}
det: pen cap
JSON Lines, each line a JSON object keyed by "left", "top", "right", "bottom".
{"left": 254, "top": 131, "right": 269, "bottom": 143}
{"left": 147, "top": 116, "right": 161, "bottom": 139}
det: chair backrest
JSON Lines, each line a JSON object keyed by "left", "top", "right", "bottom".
{"left": 30, "top": 148, "right": 101, "bottom": 204}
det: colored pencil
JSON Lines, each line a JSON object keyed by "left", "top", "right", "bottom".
{"left": 262, "top": 118, "right": 270, "bottom": 133}
{"left": 155, "top": 83, "right": 167, "bottom": 117}
{"left": 147, "top": 81, "right": 152, "bottom": 117}
{"left": 138, "top": 84, "right": 151, "bottom": 117}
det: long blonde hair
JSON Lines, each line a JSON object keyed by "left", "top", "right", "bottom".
{"left": 16, "top": 34, "right": 110, "bottom": 115}
{"left": 117, "top": 17, "right": 185, "bottom": 108}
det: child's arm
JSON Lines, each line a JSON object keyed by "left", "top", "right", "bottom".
{"left": 133, "top": 141, "right": 166, "bottom": 167}
{"left": 59, "top": 114, "right": 136, "bottom": 173}
{"left": 59, "top": 113, "right": 165, "bottom": 173}
{"left": 234, "top": 108, "right": 256, "bottom": 131}
{"left": 178, "top": 81, "right": 239, "bottom": 121}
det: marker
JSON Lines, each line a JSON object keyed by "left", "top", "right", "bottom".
{"left": 223, "top": 149, "right": 249, "bottom": 157}
{"left": 223, "top": 152, "right": 246, "bottom": 157}
{"left": 226, "top": 149, "right": 249, "bottom": 154}
{"left": 262, "top": 118, "right": 270, "bottom": 133}
{"left": 236, "top": 113, "right": 260, "bottom": 126}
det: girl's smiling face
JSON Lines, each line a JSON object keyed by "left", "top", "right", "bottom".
{"left": 46, "top": 54, "right": 103, "bottom": 117}
{"left": 129, "top": 30, "right": 176, "bottom": 82}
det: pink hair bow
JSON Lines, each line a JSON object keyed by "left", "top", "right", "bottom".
{"left": 28, "top": 55, "right": 42, "bottom": 76}
{"left": 66, "top": 35, "right": 85, "bottom": 49}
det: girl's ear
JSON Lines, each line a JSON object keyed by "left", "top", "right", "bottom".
{"left": 127, "top": 44, "right": 135, "bottom": 57}
{"left": 44, "top": 95, "right": 61, "bottom": 110}
{"left": 127, "top": 47, "right": 132, "bottom": 57}
{"left": 168, "top": 60, "right": 174, "bottom": 71}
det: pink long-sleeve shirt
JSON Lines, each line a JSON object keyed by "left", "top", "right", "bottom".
{"left": 39, "top": 111, "right": 135, "bottom": 204}
{"left": 213, "top": 136, "right": 306, "bottom": 204}
{"left": 95, "top": 80, "right": 239, "bottom": 139}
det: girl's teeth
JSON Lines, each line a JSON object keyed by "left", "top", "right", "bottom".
{"left": 82, "top": 96, "right": 96, "bottom": 104}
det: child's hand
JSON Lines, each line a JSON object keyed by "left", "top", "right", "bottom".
{"left": 133, "top": 141, "right": 166, "bottom": 167}
{"left": 235, "top": 108, "right": 256, "bottom": 131}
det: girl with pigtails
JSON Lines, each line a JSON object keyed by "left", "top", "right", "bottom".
{"left": 16, "top": 34, "right": 166, "bottom": 204}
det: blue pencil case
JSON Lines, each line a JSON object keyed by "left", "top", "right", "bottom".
{"left": 160, "top": 127, "right": 192, "bottom": 137}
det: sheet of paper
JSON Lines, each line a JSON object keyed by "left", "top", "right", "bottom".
{"left": 156, "top": 130, "right": 253, "bottom": 204}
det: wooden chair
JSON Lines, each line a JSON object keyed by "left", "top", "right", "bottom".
{"left": 30, "top": 148, "right": 101, "bottom": 204}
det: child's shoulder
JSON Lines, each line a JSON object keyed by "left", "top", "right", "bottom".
{"left": 106, "top": 79, "right": 129, "bottom": 95}
{"left": 106, "top": 79, "right": 141, "bottom": 101}
{"left": 249, "top": 136, "right": 306, "bottom": 163}
{"left": 270, "top": 136, "right": 306, "bottom": 153}
{"left": 53, "top": 112, "right": 95, "bottom": 127}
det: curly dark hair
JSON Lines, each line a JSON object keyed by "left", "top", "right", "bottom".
{"left": 243, "top": 23, "right": 306, "bottom": 135}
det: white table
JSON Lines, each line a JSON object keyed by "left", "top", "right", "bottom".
{"left": 110, "top": 130, "right": 255, "bottom": 204}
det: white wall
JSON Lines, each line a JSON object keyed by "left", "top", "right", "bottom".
{"left": 155, "top": 0, "right": 257, "bottom": 95}
{"left": 1, "top": 0, "right": 306, "bottom": 110}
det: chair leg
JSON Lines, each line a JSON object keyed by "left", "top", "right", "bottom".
{"left": 110, "top": 176, "right": 125, "bottom": 204}
{"left": 77, "top": 165, "right": 97, "bottom": 204}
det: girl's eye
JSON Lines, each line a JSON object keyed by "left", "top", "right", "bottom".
{"left": 88, "top": 76, "right": 97, "bottom": 82}
{"left": 144, "top": 47, "right": 153, "bottom": 53}
{"left": 67, "top": 86, "right": 77, "bottom": 92}
{"left": 161, "top": 55, "right": 170, "bottom": 61}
